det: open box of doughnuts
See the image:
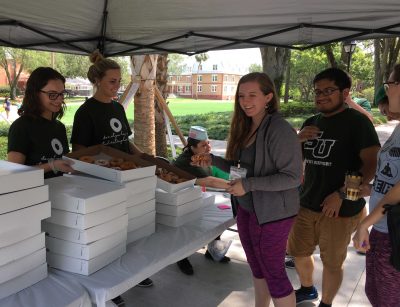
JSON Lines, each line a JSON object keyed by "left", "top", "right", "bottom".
{"left": 139, "top": 154, "right": 196, "bottom": 193}
{"left": 63, "top": 145, "right": 156, "bottom": 183}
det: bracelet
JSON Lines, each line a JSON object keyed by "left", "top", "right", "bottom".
{"left": 48, "top": 158, "right": 59, "bottom": 174}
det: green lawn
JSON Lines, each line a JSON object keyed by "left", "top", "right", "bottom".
{"left": 62, "top": 98, "right": 234, "bottom": 126}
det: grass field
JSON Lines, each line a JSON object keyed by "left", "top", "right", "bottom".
{"left": 61, "top": 98, "right": 234, "bottom": 126}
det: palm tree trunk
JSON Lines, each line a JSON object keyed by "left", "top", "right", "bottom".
{"left": 131, "top": 54, "right": 158, "bottom": 155}
{"left": 155, "top": 54, "right": 168, "bottom": 158}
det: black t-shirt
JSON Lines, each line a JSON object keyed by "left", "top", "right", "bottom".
{"left": 8, "top": 115, "right": 69, "bottom": 179}
{"left": 70, "top": 98, "right": 132, "bottom": 153}
{"left": 300, "top": 108, "right": 380, "bottom": 217}
{"left": 173, "top": 150, "right": 212, "bottom": 178}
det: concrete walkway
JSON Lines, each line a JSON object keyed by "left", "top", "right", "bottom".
{"left": 121, "top": 121, "right": 399, "bottom": 307}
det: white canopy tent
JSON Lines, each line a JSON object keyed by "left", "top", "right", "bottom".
{"left": 0, "top": 0, "right": 399, "bottom": 56}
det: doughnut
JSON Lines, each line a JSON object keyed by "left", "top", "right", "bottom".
{"left": 120, "top": 161, "right": 136, "bottom": 170}
{"left": 79, "top": 155, "right": 95, "bottom": 164}
{"left": 110, "top": 157, "right": 124, "bottom": 167}
{"left": 191, "top": 154, "right": 208, "bottom": 163}
{"left": 94, "top": 159, "right": 110, "bottom": 167}
{"left": 110, "top": 166, "right": 122, "bottom": 170}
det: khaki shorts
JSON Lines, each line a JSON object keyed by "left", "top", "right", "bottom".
{"left": 288, "top": 207, "right": 362, "bottom": 270}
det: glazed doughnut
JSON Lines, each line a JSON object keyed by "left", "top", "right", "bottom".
{"left": 110, "top": 157, "right": 124, "bottom": 167}
{"left": 94, "top": 159, "right": 110, "bottom": 167}
{"left": 110, "top": 166, "right": 122, "bottom": 170}
{"left": 120, "top": 161, "right": 136, "bottom": 170}
{"left": 79, "top": 155, "right": 95, "bottom": 164}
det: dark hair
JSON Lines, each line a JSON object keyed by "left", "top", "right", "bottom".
{"left": 226, "top": 72, "right": 278, "bottom": 160}
{"left": 313, "top": 67, "right": 352, "bottom": 90}
{"left": 183, "top": 137, "right": 202, "bottom": 155}
{"left": 87, "top": 50, "right": 120, "bottom": 84}
{"left": 392, "top": 63, "right": 400, "bottom": 82}
{"left": 18, "top": 67, "right": 66, "bottom": 119}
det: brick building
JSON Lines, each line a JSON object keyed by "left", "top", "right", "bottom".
{"left": 167, "top": 62, "right": 244, "bottom": 100}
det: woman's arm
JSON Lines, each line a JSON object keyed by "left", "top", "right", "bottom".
{"left": 195, "top": 176, "right": 230, "bottom": 190}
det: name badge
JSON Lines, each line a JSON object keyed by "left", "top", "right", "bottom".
{"left": 229, "top": 166, "right": 247, "bottom": 180}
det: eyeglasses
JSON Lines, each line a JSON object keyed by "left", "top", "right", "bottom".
{"left": 40, "top": 90, "right": 66, "bottom": 100}
{"left": 313, "top": 87, "right": 340, "bottom": 97}
{"left": 383, "top": 81, "right": 400, "bottom": 93}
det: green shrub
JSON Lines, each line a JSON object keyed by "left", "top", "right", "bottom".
{"left": 0, "top": 122, "right": 10, "bottom": 137}
{"left": 279, "top": 102, "right": 317, "bottom": 117}
{"left": 0, "top": 86, "right": 10, "bottom": 97}
{"left": 0, "top": 136, "right": 7, "bottom": 160}
{"left": 362, "top": 87, "right": 375, "bottom": 106}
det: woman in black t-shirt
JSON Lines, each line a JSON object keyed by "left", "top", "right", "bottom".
{"left": 71, "top": 50, "right": 141, "bottom": 154}
{"left": 8, "top": 67, "right": 73, "bottom": 178}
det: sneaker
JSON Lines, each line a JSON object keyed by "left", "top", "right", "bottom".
{"left": 177, "top": 258, "right": 194, "bottom": 275}
{"left": 137, "top": 278, "right": 153, "bottom": 287}
{"left": 204, "top": 250, "right": 231, "bottom": 263}
{"left": 295, "top": 286, "right": 318, "bottom": 304}
{"left": 111, "top": 295, "right": 125, "bottom": 306}
{"left": 285, "top": 257, "right": 295, "bottom": 269}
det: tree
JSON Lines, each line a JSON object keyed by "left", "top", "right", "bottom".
{"left": 194, "top": 53, "right": 209, "bottom": 100}
{"left": 260, "top": 47, "right": 290, "bottom": 98}
{"left": 0, "top": 47, "right": 49, "bottom": 99}
{"left": 155, "top": 54, "right": 169, "bottom": 157}
{"left": 248, "top": 63, "right": 262, "bottom": 73}
{"left": 167, "top": 54, "right": 187, "bottom": 75}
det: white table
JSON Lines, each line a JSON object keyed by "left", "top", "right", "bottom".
{"left": 53, "top": 193, "right": 235, "bottom": 307}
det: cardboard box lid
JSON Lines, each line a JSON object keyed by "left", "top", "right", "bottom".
{"left": 0, "top": 185, "right": 49, "bottom": 215}
{"left": 0, "top": 161, "right": 44, "bottom": 195}
{"left": 127, "top": 222, "right": 155, "bottom": 245}
{"left": 127, "top": 210, "right": 156, "bottom": 233}
{"left": 155, "top": 186, "right": 202, "bottom": 205}
{"left": 45, "top": 175, "right": 127, "bottom": 214}
{"left": 127, "top": 198, "right": 155, "bottom": 219}
{"left": 64, "top": 145, "right": 156, "bottom": 183}
{"left": 0, "top": 223, "right": 41, "bottom": 249}
{"left": 156, "top": 197, "right": 203, "bottom": 217}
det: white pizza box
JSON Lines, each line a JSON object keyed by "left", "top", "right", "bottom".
{"left": 0, "top": 263, "right": 47, "bottom": 300}
{"left": 46, "top": 201, "right": 126, "bottom": 230}
{"left": 139, "top": 154, "right": 196, "bottom": 193}
{"left": 127, "top": 211, "right": 156, "bottom": 233}
{"left": 126, "top": 189, "right": 155, "bottom": 208}
{"left": 0, "top": 233, "right": 45, "bottom": 267}
{"left": 155, "top": 186, "right": 202, "bottom": 206}
{"left": 0, "top": 223, "right": 41, "bottom": 249}
{"left": 0, "top": 185, "right": 48, "bottom": 215}
{"left": 42, "top": 214, "right": 128, "bottom": 244}
{"left": 45, "top": 229, "right": 127, "bottom": 260}
{"left": 127, "top": 198, "right": 155, "bottom": 219}
{"left": 47, "top": 242, "right": 126, "bottom": 275}
{"left": 156, "top": 197, "right": 203, "bottom": 217}
{"left": 127, "top": 222, "right": 156, "bottom": 244}
{"left": 156, "top": 207, "right": 206, "bottom": 227}
{"left": 64, "top": 145, "right": 156, "bottom": 183}
{"left": 124, "top": 176, "right": 157, "bottom": 198}
{"left": 0, "top": 161, "right": 44, "bottom": 195}
{"left": 0, "top": 248, "right": 46, "bottom": 284}
{"left": 45, "top": 175, "right": 127, "bottom": 214}
{"left": 202, "top": 192, "right": 216, "bottom": 207}
{"left": 0, "top": 201, "right": 51, "bottom": 237}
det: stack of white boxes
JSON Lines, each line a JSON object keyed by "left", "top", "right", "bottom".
{"left": 125, "top": 175, "right": 157, "bottom": 244}
{"left": 0, "top": 161, "right": 50, "bottom": 300}
{"left": 155, "top": 185, "right": 214, "bottom": 227}
{"left": 43, "top": 175, "right": 128, "bottom": 275}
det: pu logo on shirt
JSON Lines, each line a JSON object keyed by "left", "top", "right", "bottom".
{"left": 303, "top": 131, "right": 336, "bottom": 159}
{"left": 110, "top": 118, "right": 122, "bottom": 133}
{"left": 51, "top": 138, "right": 63, "bottom": 155}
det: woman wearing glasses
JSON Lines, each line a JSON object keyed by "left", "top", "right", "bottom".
{"left": 7, "top": 67, "right": 73, "bottom": 178}
{"left": 353, "top": 64, "right": 400, "bottom": 307}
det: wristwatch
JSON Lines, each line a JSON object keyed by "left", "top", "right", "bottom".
{"left": 336, "top": 189, "right": 346, "bottom": 200}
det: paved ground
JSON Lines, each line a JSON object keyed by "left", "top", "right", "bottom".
{"left": 121, "top": 121, "right": 399, "bottom": 307}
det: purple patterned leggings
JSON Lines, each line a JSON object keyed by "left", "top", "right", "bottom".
{"left": 236, "top": 206, "right": 294, "bottom": 298}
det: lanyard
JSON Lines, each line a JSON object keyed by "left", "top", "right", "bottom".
{"left": 237, "top": 125, "right": 260, "bottom": 168}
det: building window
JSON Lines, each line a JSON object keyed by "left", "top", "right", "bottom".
{"left": 169, "top": 76, "right": 173, "bottom": 81}
{"left": 231, "top": 76, "right": 235, "bottom": 81}
{"left": 224, "top": 75, "right": 228, "bottom": 81}
{"left": 177, "top": 76, "right": 182, "bottom": 81}
{"left": 197, "top": 75, "right": 202, "bottom": 82}
{"left": 187, "top": 76, "right": 191, "bottom": 81}
{"left": 197, "top": 85, "right": 202, "bottom": 92}
{"left": 198, "top": 65, "right": 202, "bottom": 71}
{"left": 223, "top": 85, "right": 227, "bottom": 92}
{"left": 213, "top": 64, "right": 218, "bottom": 70}
{"left": 177, "top": 86, "right": 182, "bottom": 93}
{"left": 211, "top": 85, "right": 217, "bottom": 92}
{"left": 231, "top": 86, "right": 235, "bottom": 92}
{"left": 212, "top": 74, "right": 217, "bottom": 82}
{"left": 185, "top": 85, "right": 191, "bottom": 92}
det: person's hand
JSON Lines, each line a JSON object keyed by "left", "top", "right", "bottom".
{"left": 190, "top": 153, "right": 212, "bottom": 167}
{"left": 321, "top": 192, "right": 343, "bottom": 218}
{"left": 298, "top": 125, "right": 320, "bottom": 142}
{"left": 54, "top": 159, "right": 74, "bottom": 174}
{"left": 352, "top": 224, "right": 370, "bottom": 252}
{"left": 226, "top": 179, "right": 246, "bottom": 197}
{"left": 359, "top": 183, "right": 372, "bottom": 198}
